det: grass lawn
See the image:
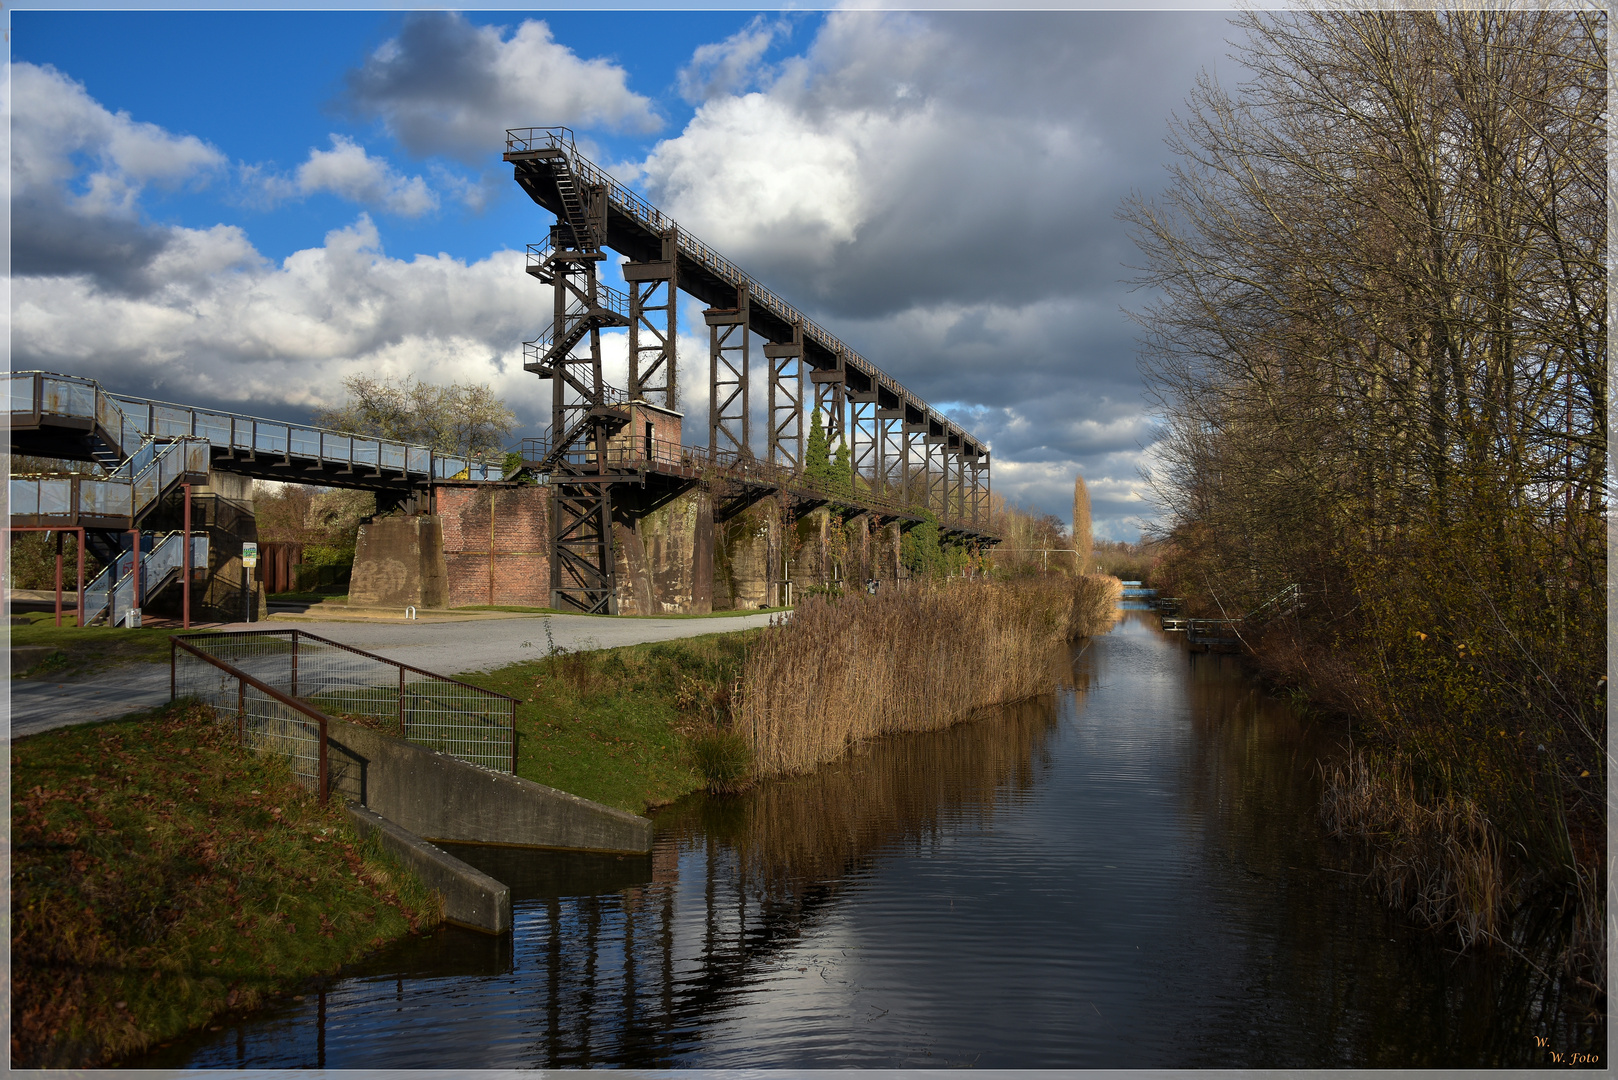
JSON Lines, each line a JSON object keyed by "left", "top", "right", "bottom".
{"left": 10, "top": 700, "right": 442, "bottom": 1068}
{"left": 463, "top": 629, "right": 760, "bottom": 813}
{"left": 266, "top": 592, "right": 349, "bottom": 605}
{"left": 10, "top": 612, "right": 192, "bottom": 679}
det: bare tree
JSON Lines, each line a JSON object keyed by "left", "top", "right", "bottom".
{"left": 1122, "top": 9, "right": 1606, "bottom": 948}
{"left": 313, "top": 374, "right": 517, "bottom": 460}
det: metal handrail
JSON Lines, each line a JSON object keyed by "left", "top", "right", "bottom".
{"left": 10, "top": 370, "right": 506, "bottom": 484}
{"left": 503, "top": 128, "right": 975, "bottom": 450}
{"left": 515, "top": 431, "right": 989, "bottom": 532}
{"left": 172, "top": 635, "right": 332, "bottom": 803}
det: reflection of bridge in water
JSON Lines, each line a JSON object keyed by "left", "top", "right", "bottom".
{"left": 145, "top": 685, "right": 1073, "bottom": 1068}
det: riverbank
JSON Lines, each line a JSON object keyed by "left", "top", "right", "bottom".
{"left": 10, "top": 700, "right": 442, "bottom": 1068}
{"left": 463, "top": 630, "right": 757, "bottom": 812}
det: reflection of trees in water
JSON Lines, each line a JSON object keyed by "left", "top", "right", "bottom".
{"left": 1173, "top": 654, "right": 1602, "bottom": 1067}
{"left": 521, "top": 691, "right": 1069, "bottom": 1067}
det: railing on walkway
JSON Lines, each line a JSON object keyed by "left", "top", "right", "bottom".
{"left": 82, "top": 531, "right": 208, "bottom": 626}
{"left": 172, "top": 636, "right": 332, "bottom": 803}
{"left": 516, "top": 432, "right": 989, "bottom": 534}
{"left": 8, "top": 439, "right": 212, "bottom": 527}
{"left": 173, "top": 629, "right": 519, "bottom": 774}
{"left": 8, "top": 370, "right": 505, "bottom": 486}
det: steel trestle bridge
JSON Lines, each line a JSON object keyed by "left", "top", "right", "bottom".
{"left": 505, "top": 126, "right": 995, "bottom": 612}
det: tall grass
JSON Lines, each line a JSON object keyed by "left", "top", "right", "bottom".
{"left": 737, "top": 578, "right": 1103, "bottom": 779}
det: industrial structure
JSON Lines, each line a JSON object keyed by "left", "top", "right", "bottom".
{"left": 5, "top": 126, "right": 998, "bottom": 622}
{"left": 504, "top": 126, "right": 994, "bottom": 612}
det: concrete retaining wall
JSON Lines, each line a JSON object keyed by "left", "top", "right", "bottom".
{"left": 345, "top": 803, "right": 511, "bottom": 934}
{"left": 348, "top": 515, "right": 448, "bottom": 608}
{"left": 326, "top": 717, "right": 653, "bottom": 855}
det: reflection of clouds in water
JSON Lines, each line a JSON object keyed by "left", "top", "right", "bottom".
{"left": 148, "top": 615, "right": 1597, "bottom": 1068}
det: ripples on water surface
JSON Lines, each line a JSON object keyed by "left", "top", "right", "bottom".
{"left": 141, "top": 610, "right": 1602, "bottom": 1069}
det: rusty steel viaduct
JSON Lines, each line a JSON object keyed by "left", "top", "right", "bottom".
{"left": 505, "top": 127, "right": 994, "bottom": 613}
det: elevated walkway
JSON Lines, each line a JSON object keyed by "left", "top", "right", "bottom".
{"left": 9, "top": 370, "right": 504, "bottom": 497}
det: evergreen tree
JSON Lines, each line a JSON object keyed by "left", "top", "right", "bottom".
{"left": 804, "top": 409, "right": 835, "bottom": 491}
{"left": 831, "top": 438, "right": 853, "bottom": 501}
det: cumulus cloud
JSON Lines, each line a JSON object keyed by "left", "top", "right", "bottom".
{"left": 344, "top": 12, "right": 660, "bottom": 164}
{"left": 13, "top": 214, "right": 557, "bottom": 430}
{"left": 250, "top": 135, "right": 440, "bottom": 217}
{"left": 677, "top": 16, "right": 788, "bottom": 103}
{"left": 10, "top": 61, "right": 226, "bottom": 292}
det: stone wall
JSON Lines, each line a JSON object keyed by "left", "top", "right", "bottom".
{"left": 616, "top": 488, "right": 712, "bottom": 614}
{"left": 436, "top": 484, "right": 549, "bottom": 608}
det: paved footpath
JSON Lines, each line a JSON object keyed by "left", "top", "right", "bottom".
{"left": 7, "top": 610, "right": 781, "bottom": 740}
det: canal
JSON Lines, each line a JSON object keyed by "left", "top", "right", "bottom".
{"left": 138, "top": 608, "right": 1601, "bottom": 1068}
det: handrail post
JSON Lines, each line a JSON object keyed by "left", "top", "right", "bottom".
{"left": 318, "top": 717, "right": 329, "bottom": 805}
{"left": 398, "top": 666, "right": 406, "bottom": 738}
{"left": 510, "top": 700, "right": 519, "bottom": 774}
{"left": 291, "top": 630, "right": 299, "bottom": 699}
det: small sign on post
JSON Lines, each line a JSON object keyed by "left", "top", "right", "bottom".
{"left": 241, "top": 543, "right": 258, "bottom": 624}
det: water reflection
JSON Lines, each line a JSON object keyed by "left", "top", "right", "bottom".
{"left": 139, "top": 611, "right": 1601, "bottom": 1069}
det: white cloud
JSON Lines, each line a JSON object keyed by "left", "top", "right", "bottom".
{"left": 13, "top": 215, "right": 556, "bottom": 429}
{"left": 344, "top": 12, "right": 661, "bottom": 164}
{"left": 11, "top": 61, "right": 224, "bottom": 207}
{"left": 260, "top": 135, "right": 441, "bottom": 218}
{"left": 677, "top": 16, "right": 787, "bottom": 103}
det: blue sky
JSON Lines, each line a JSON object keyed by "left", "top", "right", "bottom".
{"left": 8, "top": 8, "right": 1237, "bottom": 540}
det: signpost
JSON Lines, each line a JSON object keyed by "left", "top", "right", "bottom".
{"left": 241, "top": 543, "right": 258, "bottom": 624}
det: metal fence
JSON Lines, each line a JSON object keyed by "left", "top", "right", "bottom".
{"left": 172, "top": 637, "right": 331, "bottom": 801}
{"left": 173, "top": 629, "right": 519, "bottom": 774}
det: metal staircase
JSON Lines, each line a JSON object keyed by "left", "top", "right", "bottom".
{"left": 80, "top": 531, "right": 209, "bottom": 626}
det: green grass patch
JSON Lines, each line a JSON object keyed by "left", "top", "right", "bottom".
{"left": 267, "top": 592, "right": 348, "bottom": 604}
{"left": 11, "top": 700, "right": 442, "bottom": 1068}
{"left": 460, "top": 631, "right": 759, "bottom": 812}
{"left": 10, "top": 612, "right": 191, "bottom": 679}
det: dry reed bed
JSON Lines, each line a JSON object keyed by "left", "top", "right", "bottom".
{"left": 1322, "top": 751, "right": 1504, "bottom": 948}
{"left": 738, "top": 578, "right": 1110, "bottom": 779}
{"left": 668, "top": 696, "right": 1059, "bottom": 893}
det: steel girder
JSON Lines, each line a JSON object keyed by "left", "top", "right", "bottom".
{"left": 706, "top": 285, "right": 751, "bottom": 458}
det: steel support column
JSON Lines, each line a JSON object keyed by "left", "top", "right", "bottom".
{"left": 926, "top": 438, "right": 949, "bottom": 517}
{"left": 531, "top": 211, "right": 625, "bottom": 615}
{"left": 876, "top": 410, "right": 904, "bottom": 500}
{"left": 849, "top": 397, "right": 878, "bottom": 496}
{"left": 707, "top": 284, "right": 751, "bottom": 459}
{"left": 625, "top": 229, "right": 678, "bottom": 410}
{"left": 764, "top": 326, "right": 804, "bottom": 472}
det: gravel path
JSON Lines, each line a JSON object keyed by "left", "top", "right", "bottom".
{"left": 8, "top": 610, "right": 781, "bottom": 739}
